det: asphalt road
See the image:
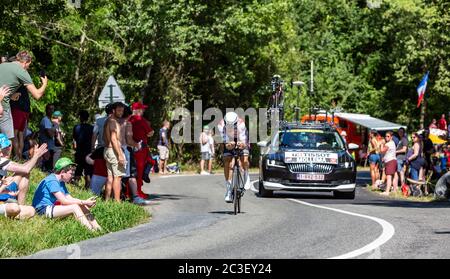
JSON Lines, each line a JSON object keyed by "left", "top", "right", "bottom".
{"left": 28, "top": 171, "right": 450, "bottom": 259}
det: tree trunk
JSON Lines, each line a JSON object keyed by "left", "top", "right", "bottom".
{"left": 73, "top": 32, "right": 86, "bottom": 97}
{"left": 141, "top": 64, "right": 152, "bottom": 102}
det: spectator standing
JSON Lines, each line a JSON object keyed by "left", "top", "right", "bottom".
{"left": 422, "top": 130, "right": 434, "bottom": 174}
{"left": 122, "top": 105, "right": 151, "bottom": 205}
{"left": 0, "top": 51, "right": 48, "bottom": 141}
{"left": 380, "top": 131, "right": 397, "bottom": 195}
{"left": 38, "top": 104, "right": 56, "bottom": 172}
{"left": 52, "top": 111, "right": 65, "bottom": 167}
{"left": 208, "top": 129, "right": 215, "bottom": 173}
{"left": 392, "top": 132, "right": 400, "bottom": 146}
{"left": 103, "top": 102, "right": 126, "bottom": 201}
{"left": 429, "top": 119, "right": 437, "bottom": 129}
{"left": 91, "top": 104, "right": 113, "bottom": 151}
{"left": 10, "top": 86, "right": 33, "bottom": 160}
{"left": 72, "top": 110, "right": 93, "bottom": 189}
{"left": 447, "top": 115, "right": 450, "bottom": 140}
{"left": 32, "top": 157, "right": 101, "bottom": 231}
{"left": 368, "top": 130, "right": 381, "bottom": 189}
{"left": 128, "top": 102, "right": 154, "bottom": 199}
{"left": 445, "top": 145, "right": 450, "bottom": 170}
{"left": 438, "top": 114, "right": 447, "bottom": 131}
{"left": 199, "top": 125, "right": 214, "bottom": 175}
{"left": 157, "top": 120, "right": 170, "bottom": 175}
{"left": 393, "top": 128, "right": 408, "bottom": 189}
{"left": 407, "top": 132, "right": 425, "bottom": 182}
{"left": 439, "top": 146, "right": 448, "bottom": 174}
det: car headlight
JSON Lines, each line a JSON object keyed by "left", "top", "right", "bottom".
{"left": 267, "top": 159, "right": 286, "bottom": 168}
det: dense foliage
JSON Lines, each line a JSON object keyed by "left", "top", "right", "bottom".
{"left": 1, "top": 0, "right": 449, "bottom": 163}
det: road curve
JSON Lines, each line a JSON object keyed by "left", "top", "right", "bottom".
{"left": 29, "top": 171, "right": 402, "bottom": 259}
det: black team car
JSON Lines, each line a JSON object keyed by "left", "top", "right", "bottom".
{"left": 257, "top": 122, "right": 358, "bottom": 199}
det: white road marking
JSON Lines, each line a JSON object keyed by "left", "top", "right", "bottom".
{"left": 287, "top": 198, "right": 395, "bottom": 259}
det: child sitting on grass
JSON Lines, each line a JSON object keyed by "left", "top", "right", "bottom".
{"left": 32, "top": 157, "right": 102, "bottom": 231}
{"left": 0, "top": 175, "right": 35, "bottom": 219}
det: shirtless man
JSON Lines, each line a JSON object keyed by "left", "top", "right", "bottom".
{"left": 103, "top": 102, "right": 126, "bottom": 201}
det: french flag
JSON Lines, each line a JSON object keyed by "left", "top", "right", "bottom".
{"left": 416, "top": 72, "right": 429, "bottom": 108}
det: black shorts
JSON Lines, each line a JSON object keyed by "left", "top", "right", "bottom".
{"left": 223, "top": 148, "right": 249, "bottom": 157}
{"left": 75, "top": 152, "right": 93, "bottom": 177}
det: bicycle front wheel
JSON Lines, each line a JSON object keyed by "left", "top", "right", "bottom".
{"left": 233, "top": 185, "right": 239, "bottom": 215}
{"left": 232, "top": 167, "right": 242, "bottom": 215}
{"left": 233, "top": 168, "right": 244, "bottom": 215}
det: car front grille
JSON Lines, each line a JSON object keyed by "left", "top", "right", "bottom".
{"left": 287, "top": 163, "right": 334, "bottom": 174}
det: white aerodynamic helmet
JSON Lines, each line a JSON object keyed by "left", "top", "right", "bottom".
{"left": 224, "top": 111, "right": 238, "bottom": 125}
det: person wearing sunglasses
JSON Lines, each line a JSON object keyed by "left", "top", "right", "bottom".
{"left": 407, "top": 132, "right": 426, "bottom": 186}
{"left": 380, "top": 131, "right": 397, "bottom": 195}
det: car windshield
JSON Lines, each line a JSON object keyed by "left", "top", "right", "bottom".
{"left": 277, "top": 130, "right": 345, "bottom": 150}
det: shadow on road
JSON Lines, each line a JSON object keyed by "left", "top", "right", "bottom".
{"left": 434, "top": 231, "right": 450, "bottom": 234}
{"left": 351, "top": 198, "right": 450, "bottom": 209}
{"left": 267, "top": 192, "right": 335, "bottom": 200}
{"left": 147, "top": 194, "right": 192, "bottom": 201}
{"left": 209, "top": 211, "right": 246, "bottom": 215}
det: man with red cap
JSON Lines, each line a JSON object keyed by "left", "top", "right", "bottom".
{"left": 128, "top": 101, "right": 154, "bottom": 199}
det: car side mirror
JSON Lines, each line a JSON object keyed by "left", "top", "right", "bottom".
{"left": 257, "top": 141, "right": 269, "bottom": 148}
{"left": 348, "top": 143, "right": 359, "bottom": 150}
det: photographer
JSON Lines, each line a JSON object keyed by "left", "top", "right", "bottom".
{"left": 0, "top": 51, "right": 47, "bottom": 158}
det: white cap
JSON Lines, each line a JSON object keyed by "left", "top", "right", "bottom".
{"left": 224, "top": 112, "right": 238, "bottom": 125}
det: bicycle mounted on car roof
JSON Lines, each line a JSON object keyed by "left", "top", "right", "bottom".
{"left": 267, "top": 75, "right": 285, "bottom": 125}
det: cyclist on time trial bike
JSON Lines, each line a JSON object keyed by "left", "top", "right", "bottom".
{"left": 218, "top": 112, "right": 251, "bottom": 203}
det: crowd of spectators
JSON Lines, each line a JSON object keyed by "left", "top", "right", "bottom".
{"left": 0, "top": 51, "right": 173, "bottom": 230}
{"left": 366, "top": 114, "right": 450, "bottom": 197}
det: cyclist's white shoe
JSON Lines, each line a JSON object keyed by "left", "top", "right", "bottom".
{"left": 244, "top": 172, "right": 251, "bottom": 190}
{"left": 225, "top": 181, "right": 233, "bottom": 203}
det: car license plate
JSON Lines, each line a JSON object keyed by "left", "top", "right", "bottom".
{"left": 297, "top": 174, "right": 325, "bottom": 181}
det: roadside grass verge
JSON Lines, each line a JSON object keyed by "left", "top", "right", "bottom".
{"left": 365, "top": 184, "right": 438, "bottom": 202}
{"left": 0, "top": 169, "right": 150, "bottom": 258}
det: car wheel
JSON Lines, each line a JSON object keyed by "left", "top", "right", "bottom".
{"left": 334, "top": 190, "right": 355, "bottom": 199}
{"left": 259, "top": 179, "right": 273, "bottom": 198}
